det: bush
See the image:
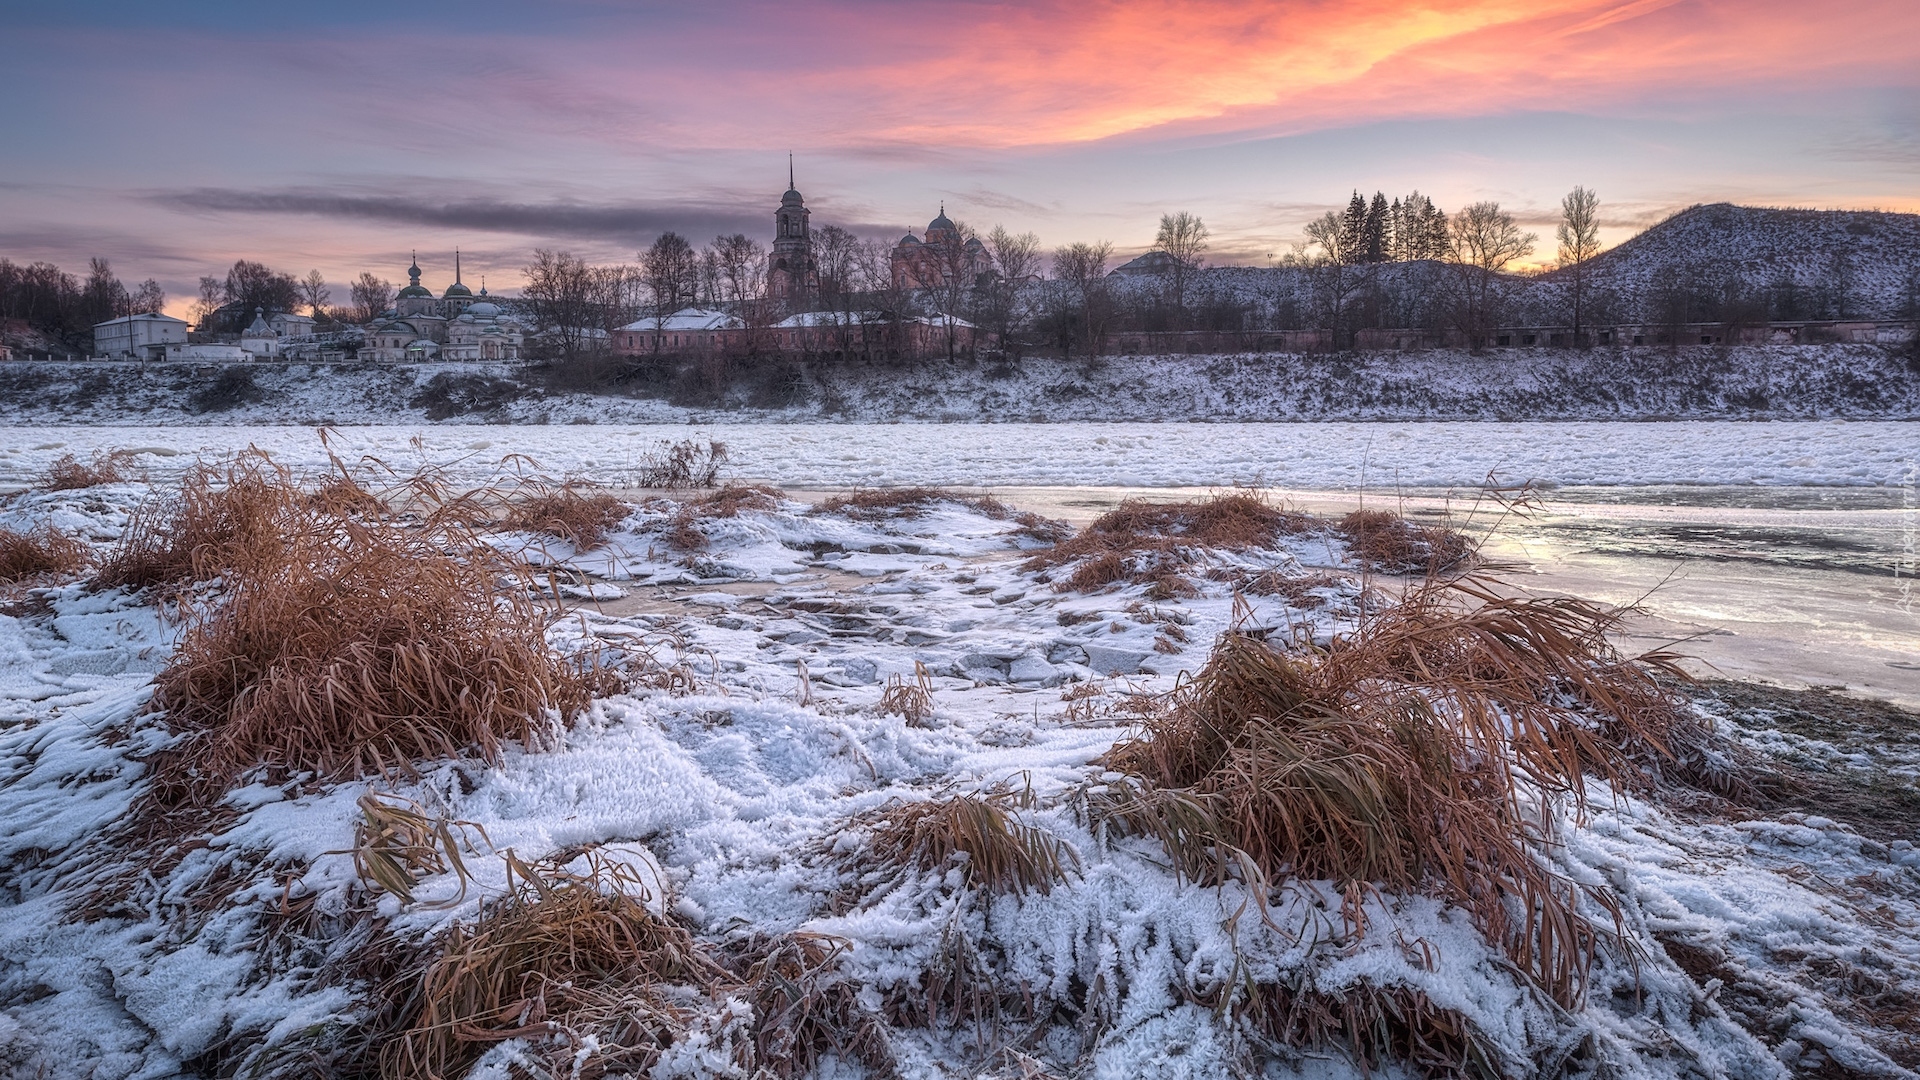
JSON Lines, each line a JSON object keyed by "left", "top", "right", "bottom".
{"left": 1337, "top": 509, "right": 1475, "bottom": 575}
{"left": 191, "top": 366, "right": 262, "bottom": 413}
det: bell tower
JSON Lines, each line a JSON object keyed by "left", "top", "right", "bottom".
{"left": 767, "top": 156, "right": 816, "bottom": 305}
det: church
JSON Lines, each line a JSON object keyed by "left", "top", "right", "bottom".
{"left": 762, "top": 174, "right": 990, "bottom": 303}
{"left": 765, "top": 168, "right": 819, "bottom": 302}
{"left": 891, "top": 206, "right": 991, "bottom": 292}
{"left": 363, "top": 253, "right": 523, "bottom": 362}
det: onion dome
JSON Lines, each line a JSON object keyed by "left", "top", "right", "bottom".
{"left": 896, "top": 233, "right": 922, "bottom": 247}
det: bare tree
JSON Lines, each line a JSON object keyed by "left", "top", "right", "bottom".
{"left": 641, "top": 232, "right": 699, "bottom": 351}
{"left": 925, "top": 217, "right": 981, "bottom": 359}
{"left": 1154, "top": 212, "right": 1209, "bottom": 327}
{"left": 1447, "top": 201, "right": 1534, "bottom": 346}
{"left": 853, "top": 238, "right": 912, "bottom": 360}
{"left": 1049, "top": 240, "right": 1114, "bottom": 360}
{"left": 982, "top": 226, "right": 1041, "bottom": 358}
{"left": 349, "top": 273, "right": 393, "bottom": 324}
{"left": 193, "top": 276, "right": 225, "bottom": 330}
{"left": 300, "top": 270, "right": 330, "bottom": 319}
{"left": 1299, "top": 212, "right": 1373, "bottom": 348}
{"left": 523, "top": 249, "right": 613, "bottom": 363}
{"left": 223, "top": 260, "right": 300, "bottom": 318}
{"left": 813, "top": 225, "right": 863, "bottom": 356}
{"left": 1556, "top": 186, "right": 1601, "bottom": 341}
{"left": 129, "top": 279, "right": 166, "bottom": 316}
{"left": 83, "top": 258, "right": 127, "bottom": 326}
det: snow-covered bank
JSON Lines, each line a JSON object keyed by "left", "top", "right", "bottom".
{"left": 3, "top": 474, "right": 1917, "bottom": 1079}
{"left": 3, "top": 420, "right": 1915, "bottom": 492}
{"left": 1, "top": 343, "right": 1917, "bottom": 425}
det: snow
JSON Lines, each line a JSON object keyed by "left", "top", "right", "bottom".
{"left": 1, "top": 462, "right": 1916, "bottom": 1078}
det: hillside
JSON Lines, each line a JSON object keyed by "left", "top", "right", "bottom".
{"left": 0, "top": 344, "right": 1915, "bottom": 424}
{"left": 1566, "top": 203, "right": 1920, "bottom": 320}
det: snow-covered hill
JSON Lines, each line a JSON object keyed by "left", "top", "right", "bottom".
{"left": 1, "top": 344, "right": 1915, "bottom": 425}
{"left": 1567, "top": 203, "right": 1920, "bottom": 319}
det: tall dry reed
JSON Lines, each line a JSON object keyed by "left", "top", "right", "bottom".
{"left": 1098, "top": 576, "right": 1691, "bottom": 1006}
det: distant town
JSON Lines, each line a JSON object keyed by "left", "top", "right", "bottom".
{"left": 2, "top": 182, "right": 1917, "bottom": 367}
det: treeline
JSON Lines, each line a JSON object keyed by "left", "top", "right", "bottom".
{"left": 0, "top": 259, "right": 165, "bottom": 349}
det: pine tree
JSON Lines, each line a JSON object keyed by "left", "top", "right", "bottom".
{"left": 1339, "top": 193, "right": 1368, "bottom": 266}
{"left": 1388, "top": 197, "right": 1406, "bottom": 260}
{"left": 1364, "top": 192, "right": 1389, "bottom": 263}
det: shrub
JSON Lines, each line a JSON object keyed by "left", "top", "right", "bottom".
{"left": 632, "top": 439, "right": 728, "bottom": 488}
{"left": 845, "top": 788, "right": 1079, "bottom": 897}
{"left": 660, "top": 483, "right": 784, "bottom": 552}
{"left": 93, "top": 453, "right": 303, "bottom": 592}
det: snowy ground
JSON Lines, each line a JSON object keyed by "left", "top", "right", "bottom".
{"left": 2, "top": 456, "right": 1918, "bottom": 1078}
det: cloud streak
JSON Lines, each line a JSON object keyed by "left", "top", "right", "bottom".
{"left": 151, "top": 189, "right": 771, "bottom": 246}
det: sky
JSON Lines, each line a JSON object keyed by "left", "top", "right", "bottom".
{"left": 2, "top": 0, "right": 1917, "bottom": 317}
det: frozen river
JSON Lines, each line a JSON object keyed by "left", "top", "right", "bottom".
{"left": 4, "top": 421, "right": 1916, "bottom": 704}
{"left": 1, "top": 420, "right": 1910, "bottom": 490}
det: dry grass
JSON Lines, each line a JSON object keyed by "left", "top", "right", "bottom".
{"left": 632, "top": 438, "right": 729, "bottom": 488}
{"left": 0, "top": 524, "right": 91, "bottom": 585}
{"left": 1027, "top": 492, "right": 1310, "bottom": 599}
{"left": 816, "top": 487, "right": 1072, "bottom": 543}
{"left": 877, "top": 661, "right": 937, "bottom": 725}
{"left": 349, "top": 792, "right": 490, "bottom": 907}
{"left": 1338, "top": 509, "right": 1475, "bottom": 576}
{"left": 659, "top": 483, "right": 784, "bottom": 552}
{"left": 728, "top": 933, "right": 895, "bottom": 1078}
{"left": 1095, "top": 576, "right": 1695, "bottom": 1006}
{"left": 92, "top": 454, "right": 313, "bottom": 592}
{"left": 1223, "top": 568, "right": 1354, "bottom": 609}
{"left": 381, "top": 851, "right": 727, "bottom": 1080}
{"left": 1241, "top": 983, "right": 1501, "bottom": 1079}
{"left": 41, "top": 450, "right": 136, "bottom": 491}
{"left": 502, "top": 483, "right": 630, "bottom": 548}
{"left": 847, "top": 788, "right": 1080, "bottom": 897}
{"left": 110, "top": 451, "right": 597, "bottom": 806}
